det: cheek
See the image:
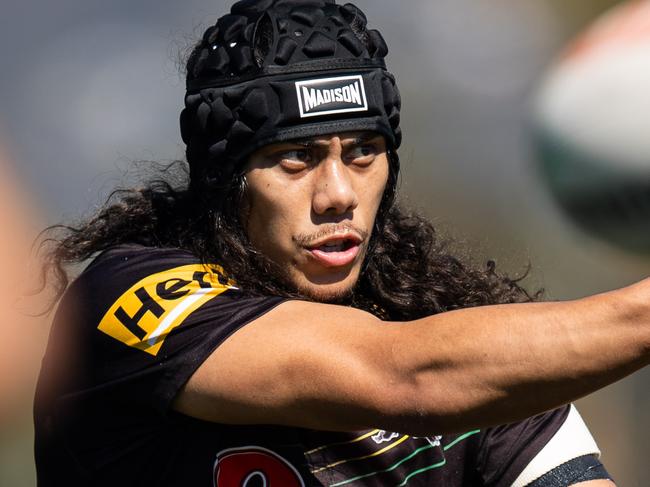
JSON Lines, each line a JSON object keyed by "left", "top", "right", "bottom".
{"left": 245, "top": 174, "right": 299, "bottom": 253}
{"left": 361, "top": 159, "right": 390, "bottom": 213}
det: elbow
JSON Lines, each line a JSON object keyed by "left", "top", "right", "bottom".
{"left": 361, "top": 367, "right": 450, "bottom": 436}
{"left": 366, "top": 365, "right": 492, "bottom": 436}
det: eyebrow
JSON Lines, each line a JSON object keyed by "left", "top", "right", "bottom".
{"left": 292, "top": 132, "right": 380, "bottom": 148}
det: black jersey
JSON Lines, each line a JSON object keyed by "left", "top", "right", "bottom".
{"left": 34, "top": 245, "right": 605, "bottom": 486}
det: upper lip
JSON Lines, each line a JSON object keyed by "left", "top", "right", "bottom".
{"left": 304, "top": 231, "right": 364, "bottom": 250}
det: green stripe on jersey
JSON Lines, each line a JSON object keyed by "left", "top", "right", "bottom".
{"left": 328, "top": 430, "right": 481, "bottom": 487}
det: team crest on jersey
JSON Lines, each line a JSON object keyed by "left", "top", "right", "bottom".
{"left": 97, "top": 264, "right": 235, "bottom": 356}
{"left": 214, "top": 446, "right": 305, "bottom": 487}
{"left": 295, "top": 75, "right": 368, "bottom": 118}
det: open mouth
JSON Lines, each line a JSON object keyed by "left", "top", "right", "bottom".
{"left": 314, "top": 239, "right": 358, "bottom": 253}
{"left": 306, "top": 235, "right": 362, "bottom": 268}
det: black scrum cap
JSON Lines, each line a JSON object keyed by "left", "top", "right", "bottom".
{"left": 181, "top": 0, "right": 402, "bottom": 187}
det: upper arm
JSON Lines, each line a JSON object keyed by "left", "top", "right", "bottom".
{"left": 172, "top": 300, "right": 410, "bottom": 431}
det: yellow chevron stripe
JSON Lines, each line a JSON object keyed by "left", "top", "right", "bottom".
{"left": 310, "top": 435, "right": 411, "bottom": 474}
{"left": 305, "top": 429, "right": 381, "bottom": 455}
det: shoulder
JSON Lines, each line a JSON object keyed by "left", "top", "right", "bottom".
{"left": 511, "top": 405, "right": 607, "bottom": 487}
{"left": 70, "top": 244, "right": 234, "bottom": 304}
{"left": 46, "top": 244, "right": 287, "bottom": 411}
{"left": 81, "top": 244, "right": 217, "bottom": 283}
{"left": 475, "top": 405, "right": 608, "bottom": 487}
{"left": 60, "top": 244, "right": 282, "bottom": 357}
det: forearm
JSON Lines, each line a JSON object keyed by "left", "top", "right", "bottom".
{"left": 389, "top": 280, "right": 650, "bottom": 434}
{"left": 174, "top": 284, "right": 649, "bottom": 434}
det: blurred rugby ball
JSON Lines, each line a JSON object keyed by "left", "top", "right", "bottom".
{"left": 533, "top": 0, "right": 650, "bottom": 253}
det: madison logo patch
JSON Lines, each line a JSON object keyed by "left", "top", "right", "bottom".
{"left": 295, "top": 75, "right": 368, "bottom": 118}
{"left": 97, "top": 264, "right": 235, "bottom": 356}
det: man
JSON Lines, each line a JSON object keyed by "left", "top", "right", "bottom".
{"left": 35, "top": 1, "right": 649, "bottom": 486}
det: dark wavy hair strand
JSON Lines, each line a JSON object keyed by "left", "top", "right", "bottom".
{"left": 41, "top": 150, "right": 539, "bottom": 321}
{"left": 40, "top": 9, "right": 539, "bottom": 317}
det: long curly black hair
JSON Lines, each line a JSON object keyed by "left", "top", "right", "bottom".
{"left": 41, "top": 0, "right": 539, "bottom": 320}
{"left": 42, "top": 153, "right": 538, "bottom": 322}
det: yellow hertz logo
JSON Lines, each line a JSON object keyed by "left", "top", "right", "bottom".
{"left": 98, "top": 264, "right": 235, "bottom": 356}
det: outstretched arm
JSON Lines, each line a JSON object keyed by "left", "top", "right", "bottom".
{"left": 174, "top": 278, "right": 649, "bottom": 435}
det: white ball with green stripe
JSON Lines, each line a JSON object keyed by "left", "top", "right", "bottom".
{"left": 533, "top": 0, "right": 650, "bottom": 253}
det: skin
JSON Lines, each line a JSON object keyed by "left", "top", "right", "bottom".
{"left": 173, "top": 130, "right": 649, "bottom": 485}
{"left": 244, "top": 131, "right": 388, "bottom": 301}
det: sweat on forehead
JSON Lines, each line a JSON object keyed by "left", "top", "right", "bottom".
{"left": 180, "top": 0, "right": 402, "bottom": 189}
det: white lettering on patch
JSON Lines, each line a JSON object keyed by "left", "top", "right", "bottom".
{"left": 295, "top": 75, "right": 368, "bottom": 118}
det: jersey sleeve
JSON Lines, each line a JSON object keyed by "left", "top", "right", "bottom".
{"left": 73, "top": 245, "right": 286, "bottom": 413}
{"left": 473, "top": 405, "right": 604, "bottom": 487}
{"left": 45, "top": 245, "right": 287, "bottom": 456}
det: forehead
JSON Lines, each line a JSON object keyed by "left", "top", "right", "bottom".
{"left": 256, "top": 131, "right": 384, "bottom": 152}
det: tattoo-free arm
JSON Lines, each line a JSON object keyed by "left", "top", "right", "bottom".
{"left": 173, "top": 279, "right": 650, "bottom": 434}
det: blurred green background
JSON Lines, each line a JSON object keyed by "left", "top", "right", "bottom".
{"left": 0, "top": 0, "right": 648, "bottom": 485}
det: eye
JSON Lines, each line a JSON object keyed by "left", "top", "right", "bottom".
{"left": 276, "top": 148, "right": 313, "bottom": 172}
{"left": 344, "top": 143, "right": 379, "bottom": 166}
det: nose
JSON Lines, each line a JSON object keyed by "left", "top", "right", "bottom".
{"left": 312, "top": 142, "right": 359, "bottom": 216}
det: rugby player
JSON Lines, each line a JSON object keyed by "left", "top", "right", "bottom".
{"left": 35, "top": 1, "right": 648, "bottom": 485}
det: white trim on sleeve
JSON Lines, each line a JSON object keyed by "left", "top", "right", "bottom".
{"left": 511, "top": 405, "right": 601, "bottom": 487}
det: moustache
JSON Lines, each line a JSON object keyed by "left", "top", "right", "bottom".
{"left": 293, "top": 223, "right": 369, "bottom": 247}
